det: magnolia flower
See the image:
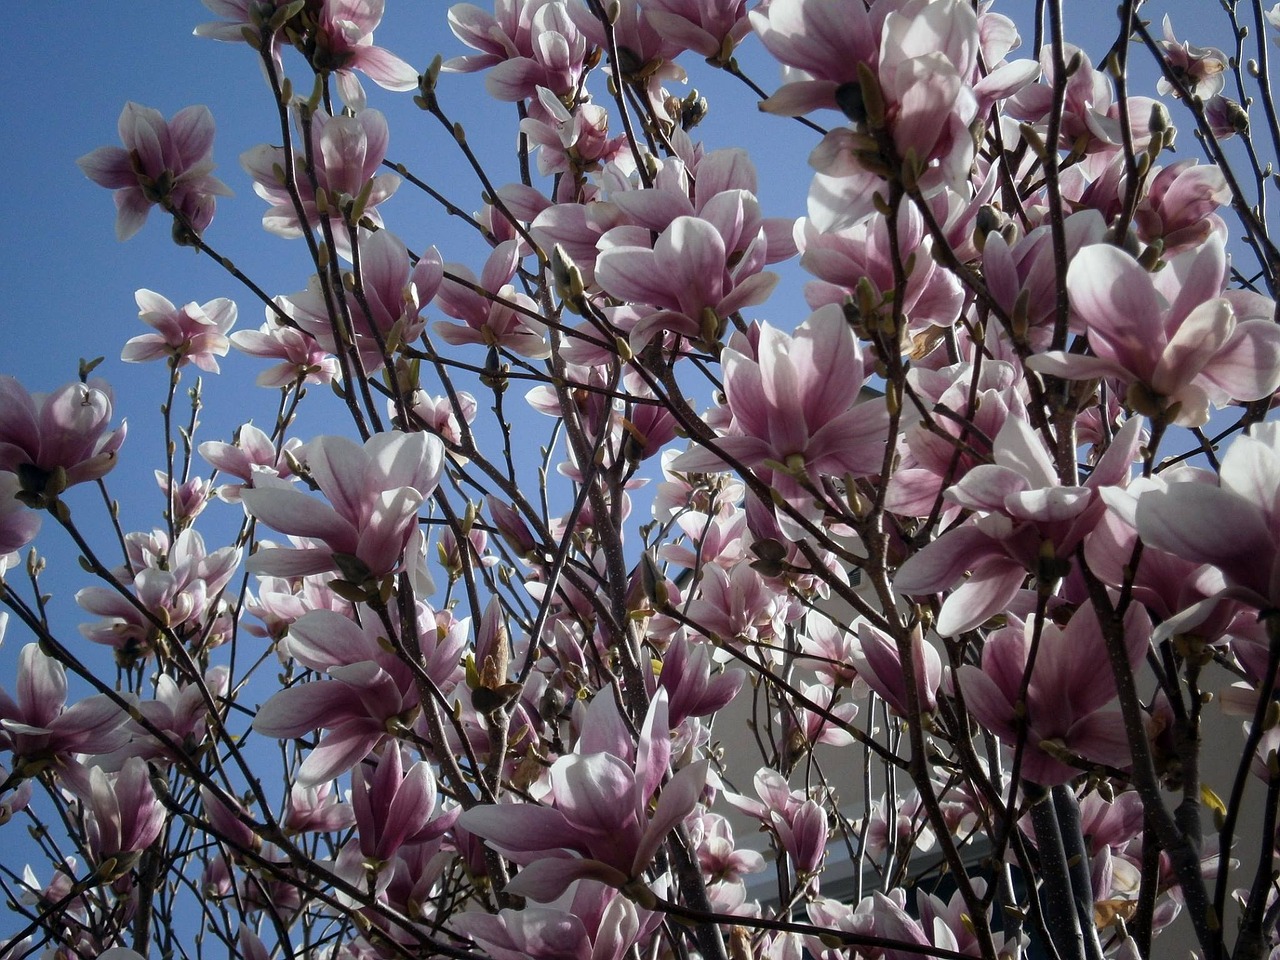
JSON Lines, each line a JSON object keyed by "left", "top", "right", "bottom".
{"left": 123, "top": 289, "right": 236, "bottom": 372}
{"left": 1155, "top": 15, "right": 1227, "bottom": 100}
{"left": 230, "top": 319, "right": 340, "bottom": 388}
{"left": 0, "top": 475, "right": 40, "bottom": 557}
{"left": 595, "top": 210, "right": 778, "bottom": 348}
{"left": 1136, "top": 421, "right": 1280, "bottom": 613}
{"left": 672, "top": 305, "right": 888, "bottom": 527}
{"left": 241, "top": 108, "right": 398, "bottom": 258}
{"left": 83, "top": 758, "right": 166, "bottom": 874}
{"left": 1028, "top": 238, "right": 1280, "bottom": 427}
{"left": 957, "top": 604, "right": 1151, "bottom": 785}
{"left": 281, "top": 230, "right": 443, "bottom": 372}
{"left": 452, "top": 880, "right": 645, "bottom": 960}
{"left": 434, "top": 240, "right": 549, "bottom": 358}
{"left": 242, "top": 431, "right": 443, "bottom": 580}
{"left": 0, "top": 376, "right": 126, "bottom": 493}
{"left": 643, "top": 0, "right": 753, "bottom": 62}
{"left": 447, "top": 1, "right": 589, "bottom": 101}
{"left": 77, "top": 103, "right": 231, "bottom": 241}
{"left": 0, "top": 635, "right": 130, "bottom": 782}
{"left": 198, "top": 423, "right": 304, "bottom": 503}
{"left": 306, "top": 0, "right": 420, "bottom": 110}
{"left": 894, "top": 414, "right": 1144, "bottom": 636}
{"left": 460, "top": 691, "right": 707, "bottom": 901}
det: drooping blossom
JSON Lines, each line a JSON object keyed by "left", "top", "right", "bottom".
{"left": 1027, "top": 238, "right": 1280, "bottom": 427}
{"left": 0, "top": 376, "right": 126, "bottom": 493}
{"left": 77, "top": 103, "right": 231, "bottom": 241}
{"left": 241, "top": 431, "right": 443, "bottom": 580}
{"left": 672, "top": 305, "right": 888, "bottom": 527}
{"left": 241, "top": 108, "right": 398, "bottom": 258}
{"left": 123, "top": 290, "right": 236, "bottom": 372}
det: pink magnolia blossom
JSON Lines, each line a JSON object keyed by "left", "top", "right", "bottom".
{"left": 77, "top": 103, "right": 231, "bottom": 241}
{"left": 1135, "top": 421, "right": 1280, "bottom": 612}
{"left": 851, "top": 623, "right": 941, "bottom": 717}
{"left": 519, "top": 87, "right": 628, "bottom": 178}
{"left": 306, "top": 0, "right": 420, "bottom": 110}
{"left": 798, "top": 195, "right": 962, "bottom": 330}
{"left": 672, "top": 305, "right": 889, "bottom": 526}
{"left": 749, "top": 0, "right": 879, "bottom": 116}
{"left": 1155, "top": 15, "right": 1227, "bottom": 100}
{"left": 595, "top": 210, "right": 778, "bottom": 348}
{"left": 448, "top": 1, "right": 588, "bottom": 101}
{"left": 241, "top": 108, "right": 398, "bottom": 257}
{"left": 460, "top": 691, "right": 707, "bottom": 901}
{"left": 434, "top": 240, "right": 549, "bottom": 358}
{"left": 345, "top": 748, "right": 455, "bottom": 876}
{"left": 0, "top": 376, "right": 126, "bottom": 492}
{"left": 281, "top": 230, "right": 443, "bottom": 372}
{"left": 0, "top": 475, "right": 40, "bottom": 557}
{"left": 885, "top": 359, "right": 1024, "bottom": 519}
{"left": 76, "top": 528, "right": 241, "bottom": 661}
{"left": 195, "top": 0, "right": 294, "bottom": 52}
{"left": 444, "top": 0, "right": 555, "bottom": 74}
{"left": 230, "top": 318, "right": 341, "bottom": 387}
{"left": 957, "top": 604, "right": 1151, "bottom": 785}
{"left": 568, "top": 0, "right": 685, "bottom": 85}
{"left": 1008, "top": 43, "right": 1160, "bottom": 155}
{"left": 894, "top": 414, "right": 1144, "bottom": 635}
{"left": 0, "top": 636, "right": 130, "bottom": 781}
{"left": 102, "top": 667, "right": 229, "bottom": 767}
{"left": 241, "top": 431, "right": 443, "bottom": 580}
{"left": 252, "top": 609, "right": 428, "bottom": 784}
{"left": 122, "top": 290, "right": 236, "bottom": 372}
{"left": 1028, "top": 238, "right": 1280, "bottom": 427}
{"left": 452, "top": 880, "right": 646, "bottom": 960}
{"left": 155, "top": 471, "right": 213, "bottom": 526}
{"left": 658, "top": 636, "right": 743, "bottom": 728}
{"left": 199, "top": 423, "right": 305, "bottom": 503}
{"left": 1133, "top": 159, "right": 1231, "bottom": 255}
{"left": 284, "top": 780, "right": 355, "bottom": 834}
{"left": 82, "top": 757, "right": 165, "bottom": 873}
{"left": 643, "top": 0, "right": 752, "bottom": 62}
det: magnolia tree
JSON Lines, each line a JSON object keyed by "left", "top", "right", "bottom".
{"left": 7, "top": 0, "right": 1280, "bottom": 958}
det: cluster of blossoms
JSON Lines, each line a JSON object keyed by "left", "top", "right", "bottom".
{"left": 8, "top": 1, "right": 1280, "bottom": 960}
